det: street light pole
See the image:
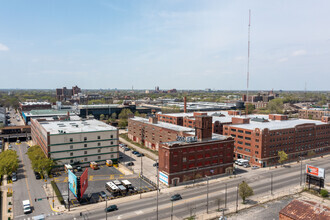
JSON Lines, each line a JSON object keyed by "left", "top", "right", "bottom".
{"left": 156, "top": 159, "right": 159, "bottom": 220}
{"left": 171, "top": 201, "right": 174, "bottom": 220}
{"left": 271, "top": 173, "right": 273, "bottom": 195}
{"left": 206, "top": 176, "right": 209, "bottom": 213}
{"left": 105, "top": 199, "right": 108, "bottom": 220}
{"left": 300, "top": 156, "right": 302, "bottom": 186}
{"left": 225, "top": 183, "right": 227, "bottom": 209}
{"left": 140, "top": 156, "right": 143, "bottom": 199}
{"left": 236, "top": 184, "right": 239, "bottom": 213}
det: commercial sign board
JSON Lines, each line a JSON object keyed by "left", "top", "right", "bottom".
{"left": 159, "top": 171, "right": 169, "bottom": 185}
{"left": 306, "top": 165, "right": 325, "bottom": 178}
{"left": 68, "top": 170, "right": 78, "bottom": 198}
{"left": 80, "top": 168, "right": 88, "bottom": 198}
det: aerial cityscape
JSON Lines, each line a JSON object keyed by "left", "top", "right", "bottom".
{"left": 0, "top": 1, "right": 329, "bottom": 220}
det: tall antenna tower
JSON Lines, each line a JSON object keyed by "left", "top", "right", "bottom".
{"left": 245, "top": 10, "right": 251, "bottom": 116}
{"left": 246, "top": 9, "right": 251, "bottom": 105}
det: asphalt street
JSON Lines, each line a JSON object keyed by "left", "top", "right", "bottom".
{"left": 12, "top": 142, "right": 70, "bottom": 220}
{"left": 59, "top": 156, "right": 330, "bottom": 220}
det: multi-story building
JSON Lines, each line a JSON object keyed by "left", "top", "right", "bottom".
{"left": 22, "top": 109, "right": 78, "bottom": 125}
{"left": 159, "top": 115, "right": 234, "bottom": 186}
{"left": 19, "top": 102, "right": 52, "bottom": 112}
{"left": 223, "top": 114, "right": 330, "bottom": 167}
{"left": 128, "top": 117, "right": 194, "bottom": 151}
{"left": 298, "top": 108, "right": 330, "bottom": 120}
{"left": 56, "top": 85, "right": 81, "bottom": 101}
{"left": 31, "top": 118, "right": 118, "bottom": 167}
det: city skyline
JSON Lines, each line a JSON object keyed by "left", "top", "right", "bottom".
{"left": 0, "top": 0, "right": 330, "bottom": 90}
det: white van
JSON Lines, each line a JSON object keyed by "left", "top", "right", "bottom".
{"left": 238, "top": 159, "right": 249, "bottom": 166}
{"left": 23, "top": 200, "right": 31, "bottom": 214}
{"left": 235, "top": 159, "right": 244, "bottom": 165}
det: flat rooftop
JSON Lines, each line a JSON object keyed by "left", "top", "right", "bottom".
{"left": 162, "top": 133, "right": 231, "bottom": 147}
{"left": 130, "top": 117, "right": 195, "bottom": 132}
{"left": 24, "top": 109, "right": 76, "bottom": 117}
{"left": 20, "top": 102, "right": 50, "bottom": 106}
{"left": 38, "top": 119, "right": 117, "bottom": 135}
{"left": 229, "top": 118, "right": 325, "bottom": 131}
{"left": 78, "top": 104, "right": 119, "bottom": 109}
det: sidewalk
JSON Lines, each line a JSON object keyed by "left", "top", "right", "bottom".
{"left": 1, "top": 142, "right": 13, "bottom": 220}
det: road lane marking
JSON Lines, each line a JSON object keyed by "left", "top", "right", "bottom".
{"left": 89, "top": 176, "right": 94, "bottom": 181}
{"left": 18, "top": 144, "right": 33, "bottom": 205}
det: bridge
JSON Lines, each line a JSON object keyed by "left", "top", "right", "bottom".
{"left": 0, "top": 125, "right": 31, "bottom": 142}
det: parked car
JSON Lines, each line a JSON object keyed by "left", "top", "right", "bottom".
{"left": 170, "top": 194, "right": 182, "bottom": 201}
{"left": 124, "top": 147, "right": 130, "bottom": 151}
{"left": 8, "top": 145, "right": 13, "bottom": 150}
{"left": 132, "top": 151, "right": 139, "bottom": 155}
{"left": 251, "top": 165, "right": 259, "bottom": 170}
{"left": 12, "top": 172, "right": 17, "bottom": 182}
{"left": 34, "top": 171, "right": 41, "bottom": 180}
{"left": 99, "top": 191, "right": 107, "bottom": 199}
{"left": 126, "top": 162, "right": 134, "bottom": 166}
{"left": 16, "top": 140, "right": 21, "bottom": 144}
{"left": 137, "top": 153, "right": 144, "bottom": 157}
{"left": 153, "top": 162, "right": 159, "bottom": 167}
{"left": 243, "top": 164, "right": 250, "bottom": 168}
{"left": 105, "top": 205, "right": 118, "bottom": 212}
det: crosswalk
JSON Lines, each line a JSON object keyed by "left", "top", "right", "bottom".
{"left": 16, "top": 211, "right": 64, "bottom": 220}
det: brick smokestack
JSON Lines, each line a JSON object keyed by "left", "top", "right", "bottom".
{"left": 184, "top": 96, "right": 187, "bottom": 113}
{"left": 195, "top": 115, "right": 212, "bottom": 141}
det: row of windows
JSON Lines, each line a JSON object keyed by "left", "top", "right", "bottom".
{"left": 69, "top": 135, "right": 114, "bottom": 142}
{"left": 69, "top": 148, "right": 115, "bottom": 156}
{"left": 69, "top": 154, "right": 114, "bottom": 163}
{"left": 69, "top": 141, "right": 114, "bottom": 149}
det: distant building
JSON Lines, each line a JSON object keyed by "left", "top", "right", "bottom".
{"left": 298, "top": 108, "right": 330, "bottom": 120}
{"left": 158, "top": 115, "right": 234, "bottom": 186}
{"left": 56, "top": 85, "right": 81, "bottom": 102}
{"left": 279, "top": 199, "right": 330, "bottom": 220}
{"left": 19, "top": 102, "right": 52, "bottom": 112}
{"left": 22, "top": 109, "right": 78, "bottom": 125}
{"left": 31, "top": 118, "right": 118, "bottom": 167}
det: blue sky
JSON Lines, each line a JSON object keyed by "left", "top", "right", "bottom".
{"left": 0, "top": 0, "right": 329, "bottom": 90}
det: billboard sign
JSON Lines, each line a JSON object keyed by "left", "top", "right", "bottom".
{"left": 159, "top": 171, "right": 169, "bottom": 185}
{"left": 68, "top": 170, "right": 78, "bottom": 198}
{"left": 306, "top": 165, "right": 325, "bottom": 178}
{"left": 80, "top": 168, "right": 88, "bottom": 198}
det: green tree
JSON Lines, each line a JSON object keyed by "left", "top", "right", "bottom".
{"left": 278, "top": 151, "right": 288, "bottom": 166}
{"left": 118, "top": 109, "right": 133, "bottom": 119}
{"left": 0, "top": 150, "right": 19, "bottom": 176}
{"left": 268, "top": 99, "right": 284, "bottom": 114}
{"left": 239, "top": 181, "right": 254, "bottom": 203}
{"left": 27, "top": 145, "right": 54, "bottom": 176}
{"left": 245, "top": 103, "right": 255, "bottom": 114}
{"left": 118, "top": 118, "right": 128, "bottom": 128}
{"left": 100, "top": 114, "right": 105, "bottom": 120}
{"left": 111, "top": 112, "right": 117, "bottom": 119}
{"left": 134, "top": 111, "right": 141, "bottom": 117}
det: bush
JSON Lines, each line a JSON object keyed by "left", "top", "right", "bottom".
{"left": 320, "top": 189, "right": 328, "bottom": 198}
{"left": 51, "top": 181, "right": 65, "bottom": 205}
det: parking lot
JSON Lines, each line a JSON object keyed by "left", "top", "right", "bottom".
{"left": 54, "top": 164, "right": 156, "bottom": 207}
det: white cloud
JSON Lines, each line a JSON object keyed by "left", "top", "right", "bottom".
{"left": 278, "top": 57, "right": 288, "bottom": 62}
{"left": 0, "top": 43, "right": 9, "bottom": 51}
{"left": 292, "top": 49, "right": 307, "bottom": 56}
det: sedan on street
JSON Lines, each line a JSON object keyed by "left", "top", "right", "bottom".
{"left": 170, "top": 194, "right": 182, "bottom": 201}
{"left": 105, "top": 205, "right": 118, "bottom": 212}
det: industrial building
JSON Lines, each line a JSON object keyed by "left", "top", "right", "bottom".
{"left": 158, "top": 115, "right": 234, "bottom": 186}
{"left": 31, "top": 118, "right": 118, "bottom": 167}
{"left": 22, "top": 109, "right": 78, "bottom": 125}
{"left": 19, "top": 102, "right": 52, "bottom": 112}
{"left": 78, "top": 104, "right": 151, "bottom": 119}
{"left": 223, "top": 114, "right": 330, "bottom": 167}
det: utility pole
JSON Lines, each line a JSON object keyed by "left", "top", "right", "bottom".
{"left": 206, "top": 176, "right": 209, "bottom": 213}
{"left": 271, "top": 173, "right": 273, "bottom": 195}
{"left": 236, "top": 184, "right": 239, "bottom": 213}
{"left": 67, "top": 181, "right": 70, "bottom": 211}
{"left": 156, "top": 159, "right": 159, "bottom": 220}
{"left": 225, "top": 183, "right": 227, "bottom": 209}
{"left": 105, "top": 198, "right": 108, "bottom": 220}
